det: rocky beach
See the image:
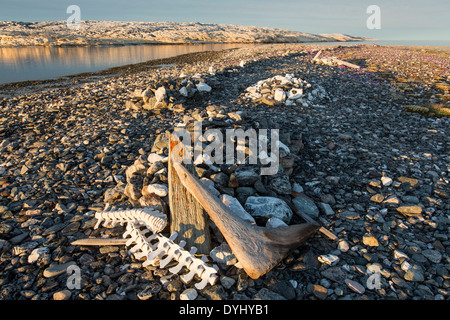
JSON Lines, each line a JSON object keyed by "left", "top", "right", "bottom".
{"left": 0, "top": 43, "right": 449, "bottom": 301}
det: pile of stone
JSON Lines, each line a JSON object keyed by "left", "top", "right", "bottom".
{"left": 242, "top": 74, "right": 328, "bottom": 107}
{"left": 125, "top": 73, "right": 213, "bottom": 112}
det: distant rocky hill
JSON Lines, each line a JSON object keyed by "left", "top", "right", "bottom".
{"left": 0, "top": 21, "right": 368, "bottom": 47}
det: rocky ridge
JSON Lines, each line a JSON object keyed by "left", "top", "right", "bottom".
{"left": 0, "top": 21, "right": 368, "bottom": 47}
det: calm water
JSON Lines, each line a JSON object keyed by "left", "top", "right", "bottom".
{"left": 1, "top": 40, "right": 449, "bottom": 85}
{"left": 0, "top": 43, "right": 249, "bottom": 85}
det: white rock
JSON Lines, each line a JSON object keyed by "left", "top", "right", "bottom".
{"left": 221, "top": 194, "right": 256, "bottom": 224}
{"left": 246, "top": 86, "right": 258, "bottom": 94}
{"left": 287, "top": 88, "right": 303, "bottom": 100}
{"left": 381, "top": 176, "right": 393, "bottom": 186}
{"left": 146, "top": 184, "right": 168, "bottom": 197}
{"left": 28, "top": 247, "right": 50, "bottom": 263}
{"left": 196, "top": 82, "right": 212, "bottom": 92}
{"left": 180, "top": 288, "right": 198, "bottom": 300}
{"left": 147, "top": 153, "right": 166, "bottom": 163}
{"left": 179, "top": 72, "right": 188, "bottom": 78}
{"left": 393, "top": 250, "right": 409, "bottom": 260}
{"left": 274, "top": 89, "right": 286, "bottom": 102}
{"left": 338, "top": 240, "right": 350, "bottom": 252}
{"left": 155, "top": 87, "right": 166, "bottom": 102}
{"left": 289, "top": 280, "right": 298, "bottom": 289}
{"left": 401, "top": 260, "right": 412, "bottom": 272}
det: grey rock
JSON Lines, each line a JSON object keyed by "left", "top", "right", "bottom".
{"left": 211, "top": 172, "right": 229, "bottom": 186}
{"left": 422, "top": 249, "right": 442, "bottom": 264}
{"left": 244, "top": 196, "right": 293, "bottom": 224}
{"left": 339, "top": 211, "right": 361, "bottom": 220}
{"left": 345, "top": 279, "right": 366, "bottom": 294}
{"left": 43, "top": 262, "right": 77, "bottom": 278}
{"left": 404, "top": 264, "right": 425, "bottom": 282}
{"left": 210, "top": 242, "right": 238, "bottom": 266}
{"left": 308, "top": 284, "right": 328, "bottom": 300}
{"left": 265, "top": 279, "right": 296, "bottom": 300}
{"left": 201, "top": 285, "right": 227, "bottom": 300}
{"left": 221, "top": 194, "right": 255, "bottom": 224}
{"left": 266, "top": 217, "right": 288, "bottom": 228}
{"left": 269, "top": 175, "right": 292, "bottom": 195}
{"left": 321, "top": 266, "right": 349, "bottom": 284}
{"left": 317, "top": 202, "right": 334, "bottom": 216}
{"left": 124, "top": 183, "right": 142, "bottom": 201}
{"left": 233, "top": 168, "right": 260, "bottom": 186}
{"left": 292, "top": 195, "right": 319, "bottom": 218}
{"left": 254, "top": 288, "right": 287, "bottom": 300}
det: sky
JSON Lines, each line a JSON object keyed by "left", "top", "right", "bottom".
{"left": 0, "top": 0, "right": 449, "bottom": 40}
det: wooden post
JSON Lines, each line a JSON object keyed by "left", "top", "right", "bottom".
{"left": 168, "top": 134, "right": 211, "bottom": 254}
{"left": 312, "top": 50, "right": 322, "bottom": 61}
{"left": 331, "top": 57, "right": 360, "bottom": 69}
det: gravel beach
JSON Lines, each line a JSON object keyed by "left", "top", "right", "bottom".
{"left": 0, "top": 43, "right": 449, "bottom": 301}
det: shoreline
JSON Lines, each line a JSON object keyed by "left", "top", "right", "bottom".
{"left": 0, "top": 39, "right": 369, "bottom": 49}
{"left": 0, "top": 48, "right": 236, "bottom": 93}
{"left": 2, "top": 42, "right": 449, "bottom": 94}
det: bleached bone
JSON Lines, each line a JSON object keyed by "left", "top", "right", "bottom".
{"left": 120, "top": 224, "right": 218, "bottom": 289}
{"left": 181, "top": 256, "right": 207, "bottom": 283}
{"left": 124, "top": 223, "right": 158, "bottom": 259}
{"left": 159, "top": 240, "right": 187, "bottom": 268}
{"left": 194, "top": 264, "right": 220, "bottom": 290}
{"left": 144, "top": 235, "right": 174, "bottom": 267}
{"left": 94, "top": 206, "right": 167, "bottom": 234}
{"left": 77, "top": 203, "right": 219, "bottom": 290}
{"left": 167, "top": 246, "right": 196, "bottom": 274}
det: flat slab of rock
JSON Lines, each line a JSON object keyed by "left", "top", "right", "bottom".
{"left": 43, "top": 262, "right": 77, "bottom": 278}
{"left": 396, "top": 205, "right": 423, "bottom": 217}
{"left": 292, "top": 194, "right": 319, "bottom": 218}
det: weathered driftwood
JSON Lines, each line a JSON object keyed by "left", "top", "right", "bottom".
{"left": 168, "top": 134, "right": 211, "bottom": 254}
{"left": 312, "top": 50, "right": 322, "bottom": 61}
{"left": 171, "top": 159, "right": 320, "bottom": 280}
{"left": 332, "top": 57, "right": 360, "bottom": 69}
{"left": 312, "top": 54, "right": 360, "bottom": 70}
{"left": 71, "top": 238, "right": 129, "bottom": 246}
